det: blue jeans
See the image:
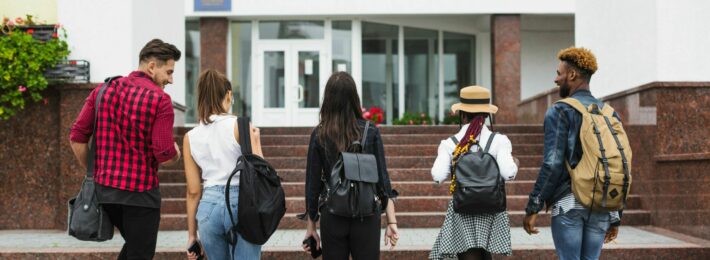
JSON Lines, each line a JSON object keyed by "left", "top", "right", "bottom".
{"left": 197, "top": 186, "right": 261, "bottom": 260}
{"left": 551, "top": 208, "right": 610, "bottom": 260}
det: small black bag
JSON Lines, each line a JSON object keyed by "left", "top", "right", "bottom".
{"left": 67, "top": 77, "right": 120, "bottom": 242}
{"left": 324, "top": 121, "right": 381, "bottom": 218}
{"left": 451, "top": 132, "right": 507, "bottom": 214}
{"left": 226, "top": 117, "right": 286, "bottom": 246}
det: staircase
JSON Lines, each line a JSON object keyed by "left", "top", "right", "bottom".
{"left": 2, "top": 125, "right": 708, "bottom": 259}
{"left": 158, "top": 125, "right": 652, "bottom": 231}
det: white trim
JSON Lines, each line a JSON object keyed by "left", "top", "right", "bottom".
{"left": 352, "top": 20, "right": 363, "bottom": 100}
{"left": 250, "top": 20, "right": 260, "bottom": 124}
{"left": 398, "top": 25, "right": 405, "bottom": 118}
{"left": 438, "top": 30, "right": 444, "bottom": 121}
{"left": 323, "top": 19, "right": 333, "bottom": 105}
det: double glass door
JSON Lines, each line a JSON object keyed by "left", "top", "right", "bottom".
{"left": 253, "top": 41, "right": 327, "bottom": 127}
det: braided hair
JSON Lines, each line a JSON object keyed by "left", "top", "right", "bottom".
{"left": 449, "top": 114, "right": 487, "bottom": 194}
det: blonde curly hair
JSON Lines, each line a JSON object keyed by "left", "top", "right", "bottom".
{"left": 557, "top": 47, "right": 598, "bottom": 75}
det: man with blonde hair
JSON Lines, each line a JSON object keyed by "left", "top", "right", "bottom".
{"left": 523, "top": 47, "right": 621, "bottom": 260}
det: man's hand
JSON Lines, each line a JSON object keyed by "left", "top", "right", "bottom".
{"left": 523, "top": 213, "right": 539, "bottom": 235}
{"left": 604, "top": 225, "right": 619, "bottom": 243}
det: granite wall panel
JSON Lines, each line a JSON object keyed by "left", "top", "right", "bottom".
{"left": 491, "top": 15, "right": 521, "bottom": 124}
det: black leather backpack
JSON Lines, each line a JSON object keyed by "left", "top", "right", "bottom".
{"left": 225, "top": 117, "right": 286, "bottom": 246}
{"left": 324, "top": 121, "right": 381, "bottom": 218}
{"left": 451, "top": 132, "right": 507, "bottom": 214}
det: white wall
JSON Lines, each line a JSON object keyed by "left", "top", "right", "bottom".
{"left": 521, "top": 15, "right": 574, "bottom": 99}
{"left": 576, "top": 0, "right": 710, "bottom": 98}
{"left": 575, "top": 0, "right": 657, "bottom": 98}
{"left": 58, "top": 0, "right": 186, "bottom": 105}
{"left": 656, "top": 0, "right": 710, "bottom": 82}
{"left": 185, "top": 0, "right": 574, "bottom": 16}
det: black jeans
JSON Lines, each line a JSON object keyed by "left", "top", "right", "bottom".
{"left": 320, "top": 210, "right": 381, "bottom": 260}
{"left": 103, "top": 204, "right": 161, "bottom": 260}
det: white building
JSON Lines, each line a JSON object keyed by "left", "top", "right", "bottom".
{"left": 20, "top": 0, "right": 710, "bottom": 126}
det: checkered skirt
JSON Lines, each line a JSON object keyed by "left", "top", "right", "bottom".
{"left": 429, "top": 200, "right": 513, "bottom": 259}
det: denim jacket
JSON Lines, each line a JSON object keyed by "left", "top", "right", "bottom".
{"left": 525, "top": 90, "right": 621, "bottom": 216}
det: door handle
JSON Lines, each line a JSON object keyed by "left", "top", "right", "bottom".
{"left": 297, "top": 85, "right": 304, "bottom": 102}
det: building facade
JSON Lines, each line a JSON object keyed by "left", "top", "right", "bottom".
{"left": 6, "top": 0, "right": 709, "bottom": 126}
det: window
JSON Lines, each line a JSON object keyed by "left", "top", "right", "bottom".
{"left": 332, "top": 21, "right": 352, "bottom": 73}
{"left": 404, "top": 27, "right": 439, "bottom": 122}
{"left": 230, "top": 21, "right": 252, "bottom": 117}
{"left": 259, "top": 21, "right": 324, "bottom": 39}
{"left": 443, "top": 32, "right": 476, "bottom": 116}
{"left": 185, "top": 20, "right": 200, "bottom": 124}
{"left": 362, "top": 22, "right": 399, "bottom": 124}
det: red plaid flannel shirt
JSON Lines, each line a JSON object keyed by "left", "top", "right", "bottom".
{"left": 70, "top": 71, "right": 176, "bottom": 192}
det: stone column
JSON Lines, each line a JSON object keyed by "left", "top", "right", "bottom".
{"left": 200, "top": 18, "right": 229, "bottom": 74}
{"left": 491, "top": 15, "right": 521, "bottom": 124}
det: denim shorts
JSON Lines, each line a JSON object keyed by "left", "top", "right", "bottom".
{"left": 197, "top": 185, "right": 261, "bottom": 260}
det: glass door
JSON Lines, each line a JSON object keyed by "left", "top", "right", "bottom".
{"left": 253, "top": 41, "right": 326, "bottom": 127}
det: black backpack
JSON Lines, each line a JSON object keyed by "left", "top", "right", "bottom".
{"left": 324, "top": 121, "right": 381, "bottom": 218}
{"left": 451, "top": 132, "right": 507, "bottom": 214}
{"left": 225, "top": 117, "right": 286, "bottom": 246}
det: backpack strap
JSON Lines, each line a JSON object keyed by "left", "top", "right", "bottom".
{"left": 602, "top": 114, "right": 631, "bottom": 208}
{"left": 449, "top": 136, "right": 459, "bottom": 145}
{"left": 361, "top": 120, "right": 370, "bottom": 151}
{"left": 237, "top": 117, "right": 253, "bottom": 155}
{"left": 556, "top": 97, "right": 589, "bottom": 114}
{"left": 483, "top": 132, "right": 498, "bottom": 154}
{"left": 589, "top": 117, "right": 613, "bottom": 208}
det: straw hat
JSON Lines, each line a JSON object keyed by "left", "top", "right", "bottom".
{"left": 450, "top": 86, "right": 498, "bottom": 114}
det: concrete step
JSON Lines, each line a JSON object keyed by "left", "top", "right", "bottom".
{"left": 158, "top": 167, "right": 544, "bottom": 183}
{"left": 160, "top": 195, "right": 644, "bottom": 215}
{"left": 264, "top": 155, "right": 542, "bottom": 170}
{"left": 259, "top": 133, "right": 544, "bottom": 146}
{"left": 157, "top": 210, "right": 652, "bottom": 230}
{"left": 174, "top": 124, "right": 544, "bottom": 136}
{"left": 4, "top": 226, "right": 707, "bottom": 259}
{"left": 158, "top": 181, "right": 537, "bottom": 199}
{"left": 262, "top": 144, "right": 544, "bottom": 157}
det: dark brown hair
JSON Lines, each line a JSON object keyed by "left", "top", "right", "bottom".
{"left": 139, "top": 39, "right": 181, "bottom": 65}
{"left": 197, "top": 69, "right": 232, "bottom": 124}
{"left": 318, "top": 72, "right": 363, "bottom": 153}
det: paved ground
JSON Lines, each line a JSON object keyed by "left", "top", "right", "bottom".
{"left": 0, "top": 227, "right": 700, "bottom": 253}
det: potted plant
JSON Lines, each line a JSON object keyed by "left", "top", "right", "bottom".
{"left": 393, "top": 112, "right": 433, "bottom": 125}
{"left": 0, "top": 15, "right": 70, "bottom": 119}
{"left": 362, "top": 106, "right": 385, "bottom": 126}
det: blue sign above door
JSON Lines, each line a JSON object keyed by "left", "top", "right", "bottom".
{"left": 195, "top": 0, "right": 231, "bottom": 12}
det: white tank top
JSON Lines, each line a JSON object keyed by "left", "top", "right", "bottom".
{"left": 187, "top": 114, "right": 242, "bottom": 187}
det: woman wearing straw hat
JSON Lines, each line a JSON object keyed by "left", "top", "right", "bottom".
{"left": 429, "top": 86, "right": 519, "bottom": 260}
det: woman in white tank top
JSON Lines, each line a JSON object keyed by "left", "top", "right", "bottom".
{"left": 184, "top": 70, "right": 263, "bottom": 260}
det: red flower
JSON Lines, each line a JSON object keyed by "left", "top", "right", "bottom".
{"left": 54, "top": 23, "right": 61, "bottom": 29}
{"left": 42, "top": 98, "right": 49, "bottom": 105}
{"left": 26, "top": 29, "right": 34, "bottom": 34}
{"left": 15, "top": 17, "right": 23, "bottom": 24}
{"left": 420, "top": 113, "right": 426, "bottom": 118}
{"left": 408, "top": 120, "right": 414, "bottom": 125}
{"left": 363, "top": 111, "right": 372, "bottom": 120}
{"left": 70, "top": 60, "right": 77, "bottom": 65}
{"left": 52, "top": 32, "right": 58, "bottom": 38}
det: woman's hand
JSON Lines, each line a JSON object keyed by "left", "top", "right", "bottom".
{"left": 302, "top": 220, "right": 321, "bottom": 254}
{"left": 186, "top": 236, "right": 203, "bottom": 260}
{"left": 384, "top": 223, "right": 400, "bottom": 250}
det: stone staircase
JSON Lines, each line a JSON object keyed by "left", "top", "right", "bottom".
{"left": 157, "top": 125, "right": 652, "bottom": 231}
{"left": 2, "top": 125, "right": 709, "bottom": 259}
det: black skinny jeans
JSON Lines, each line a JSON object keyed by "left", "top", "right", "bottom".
{"left": 320, "top": 210, "right": 381, "bottom": 260}
{"left": 103, "top": 204, "right": 161, "bottom": 260}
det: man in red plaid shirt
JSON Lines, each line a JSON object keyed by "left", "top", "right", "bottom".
{"left": 70, "top": 39, "right": 181, "bottom": 259}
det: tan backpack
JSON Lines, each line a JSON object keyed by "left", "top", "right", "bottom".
{"left": 557, "top": 98, "right": 633, "bottom": 211}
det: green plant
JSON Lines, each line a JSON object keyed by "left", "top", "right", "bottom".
{"left": 392, "top": 112, "right": 433, "bottom": 125}
{"left": 442, "top": 110, "right": 461, "bottom": 125}
{"left": 0, "top": 16, "right": 69, "bottom": 119}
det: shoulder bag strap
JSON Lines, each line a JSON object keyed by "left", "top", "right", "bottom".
{"left": 86, "top": 76, "right": 120, "bottom": 178}
{"left": 449, "top": 136, "right": 458, "bottom": 145}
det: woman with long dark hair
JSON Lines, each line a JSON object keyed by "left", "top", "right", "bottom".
{"left": 184, "top": 69, "right": 263, "bottom": 259}
{"left": 429, "top": 86, "right": 519, "bottom": 260}
{"left": 301, "top": 72, "right": 399, "bottom": 259}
